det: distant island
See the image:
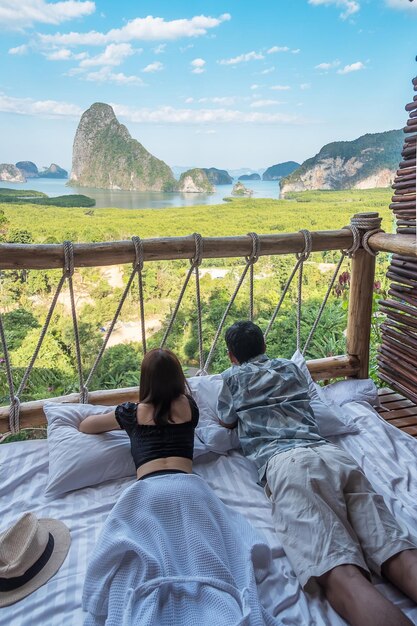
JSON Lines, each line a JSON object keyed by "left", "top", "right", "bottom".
{"left": 280, "top": 130, "right": 402, "bottom": 194}
{"left": 262, "top": 161, "right": 300, "bottom": 181}
{"left": 238, "top": 173, "right": 261, "bottom": 181}
{"left": 0, "top": 162, "right": 68, "bottom": 183}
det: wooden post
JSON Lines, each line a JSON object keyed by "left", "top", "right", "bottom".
{"left": 346, "top": 213, "right": 378, "bottom": 378}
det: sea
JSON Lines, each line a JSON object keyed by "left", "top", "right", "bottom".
{"left": 0, "top": 178, "right": 280, "bottom": 209}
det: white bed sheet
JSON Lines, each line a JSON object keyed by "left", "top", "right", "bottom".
{"left": 1, "top": 401, "right": 417, "bottom": 626}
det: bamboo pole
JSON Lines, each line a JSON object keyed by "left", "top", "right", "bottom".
{"left": 367, "top": 233, "right": 417, "bottom": 257}
{"left": 0, "top": 231, "right": 356, "bottom": 270}
{"left": 0, "top": 354, "right": 361, "bottom": 431}
{"left": 346, "top": 214, "right": 378, "bottom": 379}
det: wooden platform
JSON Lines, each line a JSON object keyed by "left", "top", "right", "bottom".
{"left": 377, "top": 388, "right": 417, "bottom": 438}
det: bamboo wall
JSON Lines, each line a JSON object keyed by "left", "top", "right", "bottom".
{"left": 378, "top": 74, "right": 417, "bottom": 403}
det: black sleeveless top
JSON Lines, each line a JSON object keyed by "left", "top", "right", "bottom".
{"left": 115, "top": 395, "right": 199, "bottom": 470}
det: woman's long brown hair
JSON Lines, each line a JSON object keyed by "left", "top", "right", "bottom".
{"left": 139, "top": 348, "right": 190, "bottom": 426}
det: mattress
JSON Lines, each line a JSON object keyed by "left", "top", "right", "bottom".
{"left": 1, "top": 401, "right": 417, "bottom": 626}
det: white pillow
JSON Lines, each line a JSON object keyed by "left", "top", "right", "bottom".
{"left": 188, "top": 375, "right": 241, "bottom": 456}
{"left": 44, "top": 380, "right": 239, "bottom": 496}
{"left": 291, "top": 351, "right": 360, "bottom": 438}
{"left": 44, "top": 402, "right": 135, "bottom": 497}
{"left": 318, "top": 378, "right": 380, "bottom": 408}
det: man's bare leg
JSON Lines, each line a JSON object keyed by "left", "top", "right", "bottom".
{"left": 382, "top": 549, "right": 417, "bottom": 603}
{"left": 317, "top": 564, "right": 413, "bottom": 626}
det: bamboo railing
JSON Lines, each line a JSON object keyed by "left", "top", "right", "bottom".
{"left": 0, "top": 218, "right": 416, "bottom": 433}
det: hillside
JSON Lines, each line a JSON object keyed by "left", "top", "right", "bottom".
{"left": 280, "top": 130, "right": 403, "bottom": 194}
{"left": 69, "top": 103, "right": 176, "bottom": 192}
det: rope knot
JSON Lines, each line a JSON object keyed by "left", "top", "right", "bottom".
{"left": 349, "top": 213, "right": 383, "bottom": 257}
{"left": 245, "top": 232, "right": 260, "bottom": 264}
{"left": 191, "top": 233, "right": 203, "bottom": 267}
{"left": 132, "top": 236, "right": 144, "bottom": 271}
{"left": 63, "top": 241, "right": 74, "bottom": 277}
{"left": 342, "top": 225, "right": 361, "bottom": 258}
{"left": 296, "top": 229, "right": 312, "bottom": 261}
{"left": 10, "top": 396, "right": 20, "bottom": 435}
{"left": 79, "top": 386, "right": 89, "bottom": 404}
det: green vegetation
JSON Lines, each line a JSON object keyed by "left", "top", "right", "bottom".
{"left": 0, "top": 188, "right": 394, "bottom": 426}
{"left": 0, "top": 188, "right": 94, "bottom": 208}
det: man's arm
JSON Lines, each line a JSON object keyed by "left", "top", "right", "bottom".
{"left": 216, "top": 379, "right": 239, "bottom": 429}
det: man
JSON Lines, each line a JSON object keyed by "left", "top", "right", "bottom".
{"left": 217, "top": 320, "right": 417, "bottom": 626}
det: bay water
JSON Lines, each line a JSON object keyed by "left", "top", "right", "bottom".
{"left": 0, "top": 178, "right": 280, "bottom": 209}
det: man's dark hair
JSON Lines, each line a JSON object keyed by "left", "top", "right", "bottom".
{"left": 225, "top": 320, "right": 265, "bottom": 364}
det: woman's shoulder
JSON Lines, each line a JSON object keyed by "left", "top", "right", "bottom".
{"left": 115, "top": 401, "right": 138, "bottom": 425}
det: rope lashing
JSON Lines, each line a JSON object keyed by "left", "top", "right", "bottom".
{"left": 350, "top": 213, "right": 383, "bottom": 257}
{"left": 200, "top": 233, "right": 260, "bottom": 375}
{"left": 302, "top": 224, "right": 361, "bottom": 355}
{"left": 246, "top": 233, "right": 260, "bottom": 321}
{"left": 190, "top": 234, "right": 205, "bottom": 374}
{"left": 64, "top": 241, "right": 86, "bottom": 404}
{"left": 160, "top": 233, "right": 204, "bottom": 354}
{"left": 132, "top": 236, "right": 147, "bottom": 355}
{"left": 296, "top": 230, "right": 313, "bottom": 351}
{"left": 81, "top": 236, "right": 148, "bottom": 401}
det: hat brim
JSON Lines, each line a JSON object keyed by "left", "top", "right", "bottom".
{"left": 0, "top": 518, "right": 71, "bottom": 608}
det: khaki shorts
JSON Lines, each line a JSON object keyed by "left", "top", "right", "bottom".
{"left": 265, "top": 443, "right": 416, "bottom": 588}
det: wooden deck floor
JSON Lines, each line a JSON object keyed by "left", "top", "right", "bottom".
{"left": 377, "top": 388, "right": 417, "bottom": 438}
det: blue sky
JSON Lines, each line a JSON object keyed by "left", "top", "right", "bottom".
{"left": 0, "top": 0, "right": 416, "bottom": 172}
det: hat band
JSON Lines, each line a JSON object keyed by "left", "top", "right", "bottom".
{"left": 0, "top": 533, "right": 54, "bottom": 592}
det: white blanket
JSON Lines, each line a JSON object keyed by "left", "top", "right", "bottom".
{"left": 82, "top": 473, "right": 280, "bottom": 626}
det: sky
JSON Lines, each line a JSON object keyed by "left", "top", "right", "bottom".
{"left": 0, "top": 0, "right": 416, "bottom": 172}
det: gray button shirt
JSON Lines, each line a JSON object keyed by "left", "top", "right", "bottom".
{"left": 217, "top": 354, "right": 326, "bottom": 483}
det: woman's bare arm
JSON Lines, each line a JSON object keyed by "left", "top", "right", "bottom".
{"left": 79, "top": 410, "right": 121, "bottom": 434}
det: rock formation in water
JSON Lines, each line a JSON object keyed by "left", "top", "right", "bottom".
{"left": 69, "top": 102, "right": 176, "bottom": 192}
{"left": 15, "top": 161, "right": 39, "bottom": 178}
{"left": 0, "top": 164, "right": 26, "bottom": 183}
{"left": 262, "top": 161, "right": 300, "bottom": 181}
{"left": 232, "top": 181, "right": 253, "bottom": 196}
{"left": 177, "top": 168, "right": 214, "bottom": 193}
{"left": 280, "top": 130, "right": 403, "bottom": 194}
{"left": 202, "top": 167, "right": 233, "bottom": 185}
{"left": 238, "top": 173, "right": 261, "bottom": 181}
{"left": 39, "top": 163, "right": 68, "bottom": 178}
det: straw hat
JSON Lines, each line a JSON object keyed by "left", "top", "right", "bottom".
{"left": 0, "top": 513, "right": 71, "bottom": 607}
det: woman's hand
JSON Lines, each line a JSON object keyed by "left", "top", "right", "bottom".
{"left": 79, "top": 410, "right": 120, "bottom": 434}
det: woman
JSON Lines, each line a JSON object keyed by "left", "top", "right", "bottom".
{"left": 79, "top": 348, "right": 199, "bottom": 480}
{"left": 80, "top": 348, "right": 278, "bottom": 626}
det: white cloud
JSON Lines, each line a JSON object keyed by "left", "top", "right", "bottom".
{"left": 219, "top": 50, "right": 264, "bottom": 65}
{"left": 198, "top": 96, "right": 237, "bottom": 105}
{"left": 191, "top": 58, "right": 206, "bottom": 73}
{"left": 261, "top": 67, "right": 275, "bottom": 75}
{"left": 291, "top": 48, "right": 301, "bottom": 54}
{"left": 250, "top": 84, "right": 260, "bottom": 90}
{"left": 112, "top": 103, "right": 305, "bottom": 125}
{"left": 79, "top": 43, "right": 136, "bottom": 67}
{"left": 84, "top": 67, "right": 143, "bottom": 84}
{"left": 153, "top": 43, "right": 166, "bottom": 54}
{"left": 39, "top": 13, "right": 231, "bottom": 46}
{"left": 270, "top": 85, "right": 290, "bottom": 91}
{"left": 385, "top": 0, "right": 417, "bottom": 10}
{"left": 250, "top": 99, "right": 283, "bottom": 108}
{"left": 0, "top": 0, "right": 95, "bottom": 30}
{"left": 337, "top": 61, "right": 365, "bottom": 74}
{"left": 0, "top": 92, "right": 82, "bottom": 117}
{"left": 44, "top": 48, "right": 87, "bottom": 61}
{"left": 195, "top": 129, "right": 217, "bottom": 134}
{"left": 315, "top": 60, "right": 340, "bottom": 70}
{"left": 9, "top": 44, "right": 29, "bottom": 55}
{"left": 267, "top": 46, "right": 290, "bottom": 53}
{"left": 308, "top": 0, "right": 360, "bottom": 19}
{"left": 142, "top": 61, "right": 164, "bottom": 73}
{"left": 300, "top": 83, "right": 311, "bottom": 90}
